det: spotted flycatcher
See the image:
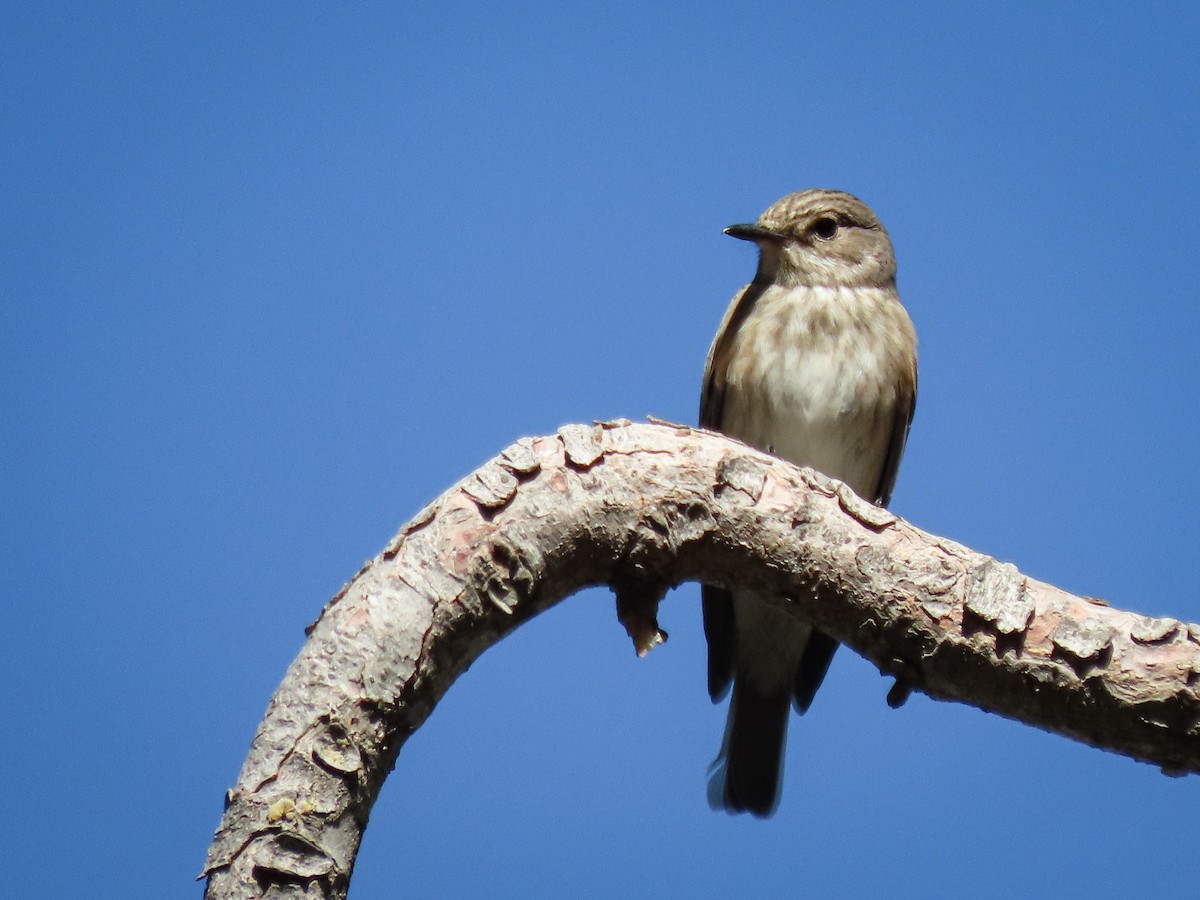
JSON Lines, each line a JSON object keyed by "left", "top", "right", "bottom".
{"left": 700, "top": 189, "right": 918, "bottom": 816}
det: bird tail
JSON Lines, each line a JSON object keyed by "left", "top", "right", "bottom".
{"left": 707, "top": 678, "right": 790, "bottom": 817}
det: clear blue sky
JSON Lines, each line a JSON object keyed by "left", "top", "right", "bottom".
{"left": 4, "top": 4, "right": 1200, "bottom": 897}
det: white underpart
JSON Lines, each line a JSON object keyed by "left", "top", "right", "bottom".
{"left": 719, "top": 283, "right": 905, "bottom": 692}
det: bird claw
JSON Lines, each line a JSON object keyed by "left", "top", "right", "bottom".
{"left": 886, "top": 677, "right": 913, "bottom": 708}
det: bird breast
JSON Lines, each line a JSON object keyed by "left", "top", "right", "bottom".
{"left": 719, "top": 283, "right": 912, "bottom": 500}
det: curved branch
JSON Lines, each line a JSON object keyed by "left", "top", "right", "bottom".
{"left": 202, "top": 420, "right": 1200, "bottom": 899}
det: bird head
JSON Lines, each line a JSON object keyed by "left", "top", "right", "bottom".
{"left": 725, "top": 189, "right": 897, "bottom": 289}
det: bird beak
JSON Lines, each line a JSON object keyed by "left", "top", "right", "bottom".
{"left": 723, "top": 223, "right": 785, "bottom": 243}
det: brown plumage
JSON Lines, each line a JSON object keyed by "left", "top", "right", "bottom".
{"left": 701, "top": 189, "right": 917, "bottom": 816}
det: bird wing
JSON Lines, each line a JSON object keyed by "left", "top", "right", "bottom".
{"left": 699, "top": 282, "right": 765, "bottom": 700}
{"left": 699, "top": 282, "right": 763, "bottom": 432}
{"left": 872, "top": 356, "right": 917, "bottom": 507}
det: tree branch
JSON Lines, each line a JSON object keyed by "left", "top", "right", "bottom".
{"left": 202, "top": 420, "right": 1200, "bottom": 899}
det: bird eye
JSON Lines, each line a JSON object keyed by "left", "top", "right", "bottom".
{"left": 811, "top": 217, "right": 838, "bottom": 240}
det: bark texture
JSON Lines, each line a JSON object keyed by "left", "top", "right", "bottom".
{"left": 202, "top": 420, "right": 1200, "bottom": 899}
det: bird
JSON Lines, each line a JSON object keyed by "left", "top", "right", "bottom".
{"left": 700, "top": 188, "right": 917, "bottom": 816}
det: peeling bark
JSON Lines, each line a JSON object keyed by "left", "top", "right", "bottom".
{"left": 202, "top": 420, "right": 1200, "bottom": 899}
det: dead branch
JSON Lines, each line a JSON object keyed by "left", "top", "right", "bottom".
{"left": 202, "top": 420, "right": 1200, "bottom": 899}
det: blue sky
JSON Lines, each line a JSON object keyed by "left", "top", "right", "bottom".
{"left": 4, "top": 4, "right": 1200, "bottom": 897}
